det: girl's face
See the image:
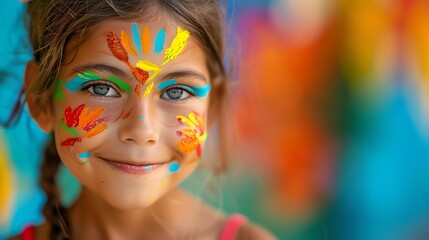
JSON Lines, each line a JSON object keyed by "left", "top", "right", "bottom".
{"left": 51, "top": 19, "right": 212, "bottom": 209}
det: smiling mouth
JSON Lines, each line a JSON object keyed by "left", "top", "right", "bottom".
{"left": 100, "top": 157, "right": 166, "bottom": 175}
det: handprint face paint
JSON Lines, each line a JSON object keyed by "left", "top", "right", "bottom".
{"left": 106, "top": 23, "right": 191, "bottom": 99}
{"left": 52, "top": 19, "right": 212, "bottom": 209}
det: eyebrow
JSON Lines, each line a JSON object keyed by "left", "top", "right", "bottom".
{"left": 69, "top": 63, "right": 131, "bottom": 80}
{"left": 158, "top": 70, "right": 208, "bottom": 84}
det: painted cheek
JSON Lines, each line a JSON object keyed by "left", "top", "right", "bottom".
{"left": 175, "top": 112, "right": 207, "bottom": 157}
{"left": 69, "top": 148, "right": 91, "bottom": 165}
{"left": 59, "top": 104, "right": 109, "bottom": 146}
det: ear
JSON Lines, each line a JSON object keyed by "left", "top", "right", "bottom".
{"left": 25, "top": 61, "right": 55, "bottom": 133}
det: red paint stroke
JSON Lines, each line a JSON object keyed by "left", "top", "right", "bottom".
{"left": 61, "top": 137, "right": 82, "bottom": 146}
{"left": 107, "top": 31, "right": 129, "bottom": 63}
{"left": 64, "top": 104, "right": 85, "bottom": 128}
{"left": 196, "top": 144, "right": 202, "bottom": 157}
{"left": 135, "top": 84, "right": 142, "bottom": 98}
{"left": 106, "top": 31, "right": 149, "bottom": 85}
{"left": 131, "top": 66, "right": 149, "bottom": 85}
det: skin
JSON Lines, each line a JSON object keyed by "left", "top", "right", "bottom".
{"left": 22, "top": 16, "right": 276, "bottom": 240}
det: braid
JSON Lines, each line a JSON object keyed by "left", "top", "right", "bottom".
{"left": 40, "top": 138, "right": 71, "bottom": 239}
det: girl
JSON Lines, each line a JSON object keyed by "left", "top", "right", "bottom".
{"left": 10, "top": 0, "right": 276, "bottom": 239}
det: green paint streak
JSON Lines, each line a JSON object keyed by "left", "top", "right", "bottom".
{"left": 59, "top": 120, "right": 78, "bottom": 137}
{"left": 108, "top": 75, "right": 131, "bottom": 92}
{"left": 54, "top": 80, "right": 65, "bottom": 101}
{"left": 83, "top": 71, "right": 102, "bottom": 79}
{"left": 80, "top": 160, "right": 90, "bottom": 165}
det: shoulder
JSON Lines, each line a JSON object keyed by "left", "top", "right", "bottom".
{"left": 235, "top": 222, "right": 277, "bottom": 240}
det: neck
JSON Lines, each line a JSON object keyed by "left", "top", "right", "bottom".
{"left": 68, "top": 187, "right": 198, "bottom": 239}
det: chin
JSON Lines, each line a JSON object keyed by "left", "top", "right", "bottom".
{"left": 102, "top": 191, "right": 162, "bottom": 210}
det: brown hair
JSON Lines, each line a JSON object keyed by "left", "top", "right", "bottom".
{"left": 26, "top": 0, "right": 229, "bottom": 239}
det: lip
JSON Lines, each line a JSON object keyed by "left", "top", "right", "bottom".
{"left": 100, "top": 157, "right": 166, "bottom": 175}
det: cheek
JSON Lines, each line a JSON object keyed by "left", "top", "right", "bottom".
{"left": 175, "top": 111, "right": 208, "bottom": 158}
{"left": 52, "top": 95, "right": 120, "bottom": 162}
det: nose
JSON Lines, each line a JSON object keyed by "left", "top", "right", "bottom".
{"left": 118, "top": 98, "right": 159, "bottom": 146}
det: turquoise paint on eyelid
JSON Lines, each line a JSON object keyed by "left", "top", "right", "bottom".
{"left": 157, "top": 79, "right": 177, "bottom": 90}
{"left": 65, "top": 73, "right": 98, "bottom": 92}
{"left": 154, "top": 28, "right": 166, "bottom": 54}
{"left": 156, "top": 79, "right": 211, "bottom": 98}
{"left": 181, "top": 84, "right": 211, "bottom": 98}
{"left": 132, "top": 22, "right": 143, "bottom": 56}
{"left": 65, "top": 71, "right": 132, "bottom": 92}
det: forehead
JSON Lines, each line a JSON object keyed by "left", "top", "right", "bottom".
{"left": 62, "top": 19, "right": 208, "bottom": 80}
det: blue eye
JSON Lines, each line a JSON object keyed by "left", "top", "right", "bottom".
{"left": 81, "top": 80, "right": 120, "bottom": 97}
{"left": 161, "top": 87, "right": 191, "bottom": 100}
{"left": 88, "top": 84, "right": 119, "bottom": 97}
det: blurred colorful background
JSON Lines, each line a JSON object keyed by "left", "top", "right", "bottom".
{"left": 2, "top": 0, "right": 429, "bottom": 239}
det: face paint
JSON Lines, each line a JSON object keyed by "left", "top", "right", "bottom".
{"left": 65, "top": 74, "right": 88, "bottom": 93}
{"left": 61, "top": 137, "right": 82, "bottom": 146}
{"left": 154, "top": 28, "right": 166, "bottom": 54}
{"left": 107, "top": 31, "right": 130, "bottom": 63}
{"left": 106, "top": 24, "right": 191, "bottom": 101}
{"left": 77, "top": 152, "right": 91, "bottom": 158}
{"left": 59, "top": 120, "right": 78, "bottom": 137}
{"left": 181, "top": 85, "right": 211, "bottom": 98}
{"left": 64, "top": 72, "right": 132, "bottom": 93}
{"left": 54, "top": 80, "right": 65, "bottom": 101}
{"left": 157, "top": 79, "right": 211, "bottom": 98}
{"left": 83, "top": 121, "right": 108, "bottom": 138}
{"left": 132, "top": 22, "right": 143, "bottom": 56}
{"left": 135, "top": 60, "right": 162, "bottom": 82}
{"left": 79, "top": 107, "right": 104, "bottom": 129}
{"left": 60, "top": 104, "right": 108, "bottom": 146}
{"left": 168, "top": 161, "right": 181, "bottom": 173}
{"left": 157, "top": 79, "right": 177, "bottom": 90}
{"left": 64, "top": 104, "right": 85, "bottom": 127}
{"left": 176, "top": 112, "right": 206, "bottom": 157}
{"left": 120, "top": 31, "right": 138, "bottom": 57}
{"left": 106, "top": 31, "right": 149, "bottom": 85}
{"left": 71, "top": 151, "right": 90, "bottom": 165}
{"left": 143, "top": 82, "right": 154, "bottom": 96}
{"left": 134, "top": 84, "right": 142, "bottom": 98}
{"left": 162, "top": 26, "right": 190, "bottom": 66}
{"left": 107, "top": 76, "right": 132, "bottom": 92}
{"left": 141, "top": 25, "right": 150, "bottom": 56}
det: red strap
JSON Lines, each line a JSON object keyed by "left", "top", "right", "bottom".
{"left": 219, "top": 214, "right": 248, "bottom": 240}
{"left": 21, "top": 225, "right": 35, "bottom": 240}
